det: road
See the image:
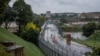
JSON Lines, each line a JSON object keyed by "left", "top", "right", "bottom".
{"left": 40, "top": 20, "right": 92, "bottom": 56}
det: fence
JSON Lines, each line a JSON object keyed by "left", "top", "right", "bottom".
{"left": 38, "top": 38, "right": 83, "bottom": 56}
{"left": 39, "top": 21, "right": 84, "bottom": 56}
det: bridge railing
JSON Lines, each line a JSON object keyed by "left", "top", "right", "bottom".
{"left": 38, "top": 38, "right": 83, "bottom": 56}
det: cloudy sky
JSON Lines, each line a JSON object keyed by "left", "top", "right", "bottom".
{"left": 9, "top": 0, "right": 100, "bottom": 14}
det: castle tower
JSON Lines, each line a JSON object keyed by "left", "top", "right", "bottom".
{"left": 46, "top": 11, "right": 51, "bottom": 19}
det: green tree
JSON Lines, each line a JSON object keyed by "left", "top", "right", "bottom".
{"left": 82, "top": 22, "right": 96, "bottom": 37}
{"left": 60, "top": 18, "right": 67, "bottom": 23}
{"left": 13, "top": 0, "right": 33, "bottom": 34}
{"left": 22, "top": 29, "right": 39, "bottom": 46}
{"left": 21, "top": 22, "right": 40, "bottom": 45}
{"left": 3, "top": 6, "right": 15, "bottom": 29}
{"left": 33, "top": 15, "right": 47, "bottom": 27}
{"left": 97, "top": 24, "right": 100, "bottom": 30}
{"left": 0, "top": 0, "right": 10, "bottom": 25}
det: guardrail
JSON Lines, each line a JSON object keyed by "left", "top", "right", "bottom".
{"left": 38, "top": 38, "right": 83, "bottom": 56}
{"left": 39, "top": 21, "right": 85, "bottom": 56}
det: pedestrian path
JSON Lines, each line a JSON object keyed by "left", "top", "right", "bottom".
{"left": 40, "top": 20, "right": 92, "bottom": 56}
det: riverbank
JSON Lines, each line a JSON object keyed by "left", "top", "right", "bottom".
{"left": 63, "top": 32, "right": 86, "bottom": 40}
{"left": 72, "top": 32, "right": 100, "bottom": 48}
{"left": 71, "top": 32, "right": 100, "bottom": 55}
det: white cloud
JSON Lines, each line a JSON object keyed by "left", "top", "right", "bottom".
{"left": 10, "top": 0, "right": 100, "bottom": 14}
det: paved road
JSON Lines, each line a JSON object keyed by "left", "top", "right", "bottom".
{"left": 40, "top": 20, "right": 92, "bottom": 56}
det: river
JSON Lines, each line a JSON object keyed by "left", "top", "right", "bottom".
{"left": 63, "top": 32, "right": 86, "bottom": 40}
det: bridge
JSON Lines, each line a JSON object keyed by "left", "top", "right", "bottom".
{"left": 38, "top": 19, "right": 92, "bottom": 56}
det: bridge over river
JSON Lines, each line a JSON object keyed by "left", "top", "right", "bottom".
{"left": 39, "top": 20, "right": 92, "bottom": 56}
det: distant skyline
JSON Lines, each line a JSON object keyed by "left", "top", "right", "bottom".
{"left": 9, "top": 0, "right": 100, "bottom": 14}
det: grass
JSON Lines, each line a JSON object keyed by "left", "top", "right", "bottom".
{"left": 72, "top": 32, "right": 100, "bottom": 48}
{"left": 0, "top": 44, "right": 11, "bottom": 56}
{"left": 0, "top": 27, "right": 45, "bottom": 56}
{"left": 60, "top": 25, "right": 82, "bottom": 32}
{"left": 84, "top": 32, "right": 100, "bottom": 48}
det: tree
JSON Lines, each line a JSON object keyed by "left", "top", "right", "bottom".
{"left": 3, "top": 6, "right": 15, "bottom": 29}
{"left": 22, "top": 29, "right": 39, "bottom": 46}
{"left": 33, "top": 15, "right": 47, "bottom": 27}
{"left": 13, "top": 0, "right": 33, "bottom": 34}
{"left": 97, "top": 24, "right": 100, "bottom": 30}
{"left": 21, "top": 22, "right": 40, "bottom": 45}
{"left": 82, "top": 22, "right": 96, "bottom": 37}
{"left": 0, "top": 0, "right": 10, "bottom": 25}
{"left": 60, "top": 18, "right": 67, "bottom": 23}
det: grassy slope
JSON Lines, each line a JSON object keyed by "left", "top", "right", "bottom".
{"left": 84, "top": 32, "right": 100, "bottom": 48}
{"left": 73, "top": 32, "right": 100, "bottom": 48}
{"left": 0, "top": 27, "right": 44, "bottom": 56}
{"left": 0, "top": 44, "right": 11, "bottom": 56}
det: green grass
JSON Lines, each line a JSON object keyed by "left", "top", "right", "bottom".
{"left": 73, "top": 32, "right": 100, "bottom": 48}
{"left": 84, "top": 32, "right": 100, "bottom": 48}
{"left": 0, "top": 27, "right": 45, "bottom": 56}
{"left": 0, "top": 44, "right": 11, "bottom": 56}
{"left": 60, "top": 25, "right": 82, "bottom": 32}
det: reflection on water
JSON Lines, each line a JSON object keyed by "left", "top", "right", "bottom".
{"left": 63, "top": 32, "right": 86, "bottom": 40}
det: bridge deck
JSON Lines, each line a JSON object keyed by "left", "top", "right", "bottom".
{"left": 39, "top": 20, "right": 92, "bottom": 56}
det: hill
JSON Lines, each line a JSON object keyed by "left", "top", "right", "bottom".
{"left": 85, "top": 32, "right": 100, "bottom": 48}
{"left": 0, "top": 27, "right": 44, "bottom": 56}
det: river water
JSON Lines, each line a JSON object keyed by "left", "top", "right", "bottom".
{"left": 63, "top": 32, "right": 86, "bottom": 40}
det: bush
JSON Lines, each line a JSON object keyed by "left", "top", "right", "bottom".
{"left": 82, "top": 22, "right": 96, "bottom": 37}
{"left": 61, "top": 25, "right": 82, "bottom": 32}
{"left": 91, "top": 47, "right": 100, "bottom": 56}
{"left": 21, "top": 22, "right": 40, "bottom": 46}
{"left": 21, "top": 29, "right": 39, "bottom": 46}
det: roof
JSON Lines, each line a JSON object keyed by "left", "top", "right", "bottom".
{"left": 6, "top": 45, "right": 23, "bottom": 51}
{"left": 80, "top": 12, "right": 100, "bottom": 19}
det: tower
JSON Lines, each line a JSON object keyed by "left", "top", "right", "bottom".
{"left": 46, "top": 11, "right": 51, "bottom": 19}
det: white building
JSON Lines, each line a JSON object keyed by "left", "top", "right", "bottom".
{"left": 1, "top": 22, "right": 18, "bottom": 32}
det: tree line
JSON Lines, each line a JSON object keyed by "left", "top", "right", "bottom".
{"left": 0, "top": 0, "right": 46, "bottom": 46}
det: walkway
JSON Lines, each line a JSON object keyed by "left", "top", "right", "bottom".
{"left": 39, "top": 20, "right": 92, "bottom": 56}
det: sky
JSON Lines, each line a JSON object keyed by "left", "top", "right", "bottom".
{"left": 9, "top": 0, "right": 100, "bottom": 14}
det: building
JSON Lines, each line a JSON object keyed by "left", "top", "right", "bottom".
{"left": 1, "top": 22, "right": 18, "bottom": 32}
{"left": 0, "top": 41, "right": 24, "bottom": 56}
{"left": 80, "top": 12, "right": 100, "bottom": 21}
{"left": 46, "top": 11, "right": 51, "bottom": 19}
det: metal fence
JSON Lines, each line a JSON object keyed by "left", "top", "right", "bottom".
{"left": 38, "top": 38, "right": 84, "bottom": 56}
{"left": 39, "top": 21, "right": 84, "bottom": 56}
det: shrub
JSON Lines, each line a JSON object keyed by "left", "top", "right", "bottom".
{"left": 82, "top": 22, "right": 96, "bottom": 37}
{"left": 21, "top": 22, "right": 40, "bottom": 46}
